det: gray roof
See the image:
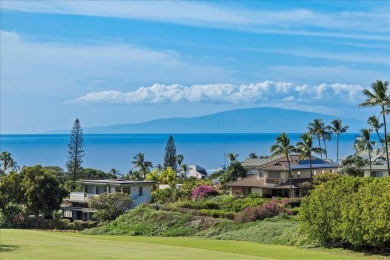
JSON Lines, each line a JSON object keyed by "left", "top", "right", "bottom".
{"left": 242, "top": 154, "right": 284, "bottom": 168}
{"left": 77, "top": 179, "right": 156, "bottom": 186}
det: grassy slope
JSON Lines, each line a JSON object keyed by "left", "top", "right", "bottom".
{"left": 1, "top": 229, "right": 384, "bottom": 260}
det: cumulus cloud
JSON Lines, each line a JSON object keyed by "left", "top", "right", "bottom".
{"left": 67, "top": 81, "right": 364, "bottom": 106}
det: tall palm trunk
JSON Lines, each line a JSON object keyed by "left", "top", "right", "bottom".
{"left": 336, "top": 134, "right": 339, "bottom": 164}
{"left": 382, "top": 106, "right": 390, "bottom": 175}
{"left": 309, "top": 154, "right": 313, "bottom": 184}
{"left": 317, "top": 134, "right": 322, "bottom": 159}
{"left": 369, "top": 150, "right": 372, "bottom": 177}
{"left": 322, "top": 139, "right": 328, "bottom": 160}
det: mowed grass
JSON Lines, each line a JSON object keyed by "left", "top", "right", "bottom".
{"left": 0, "top": 229, "right": 384, "bottom": 260}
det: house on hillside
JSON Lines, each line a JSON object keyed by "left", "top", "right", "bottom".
{"left": 362, "top": 156, "right": 389, "bottom": 177}
{"left": 61, "top": 179, "right": 156, "bottom": 221}
{"left": 227, "top": 155, "right": 339, "bottom": 198}
{"left": 188, "top": 164, "right": 208, "bottom": 179}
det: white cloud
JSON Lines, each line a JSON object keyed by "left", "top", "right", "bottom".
{"left": 2, "top": 1, "right": 389, "bottom": 41}
{"left": 67, "top": 81, "right": 365, "bottom": 106}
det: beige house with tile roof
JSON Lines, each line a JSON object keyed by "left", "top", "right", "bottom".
{"left": 227, "top": 155, "right": 339, "bottom": 197}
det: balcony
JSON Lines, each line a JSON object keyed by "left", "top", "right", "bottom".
{"left": 265, "top": 178, "right": 282, "bottom": 187}
{"left": 69, "top": 192, "right": 98, "bottom": 201}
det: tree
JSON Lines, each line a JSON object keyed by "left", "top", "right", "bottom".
{"left": 354, "top": 129, "right": 376, "bottom": 176}
{"left": 108, "top": 168, "right": 120, "bottom": 179}
{"left": 307, "top": 119, "right": 329, "bottom": 159}
{"left": 248, "top": 152, "right": 257, "bottom": 158}
{"left": 296, "top": 133, "right": 325, "bottom": 184}
{"left": 66, "top": 118, "right": 84, "bottom": 188}
{"left": 0, "top": 171, "right": 24, "bottom": 209}
{"left": 163, "top": 136, "right": 177, "bottom": 171}
{"left": 0, "top": 151, "right": 19, "bottom": 175}
{"left": 227, "top": 152, "right": 239, "bottom": 163}
{"left": 220, "top": 154, "right": 247, "bottom": 184}
{"left": 328, "top": 119, "right": 349, "bottom": 164}
{"left": 341, "top": 154, "right": 366, "bottom": 177}
{"left": 131, "top": 153, "right": 153, "bottom": 179}
{"left": 77, "top": 168, "right": 107, "bottom": 180}
{"left": 367, "top": 115, "right": 384, "bottom": 147}
{"left": 270, "top": 133, "right": 295, "bottom": 190}
{"left": 159, "top": 167, "right": 176, "bottom": 184}
{"left": 88, "top": 193, "right": 133, "bottom": 222}
{"left": 176, "top": 154, "right": 184, "bottom": 168}
{"left": 359, "top": 80, "right": 390, "bottom": 175}
{"left": 21, "top": 165, "right": 67, "bottom": 218}
{"left": 181, "top": 164, "right": 188, "bottom": 178}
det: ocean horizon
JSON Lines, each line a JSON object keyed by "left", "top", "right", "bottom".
{"left": 0, "top": 133, "right": 359, "bottom": 174}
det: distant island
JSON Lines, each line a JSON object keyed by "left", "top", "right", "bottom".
{"left": 46, "top": 107, "right": 365, "bottom": 134}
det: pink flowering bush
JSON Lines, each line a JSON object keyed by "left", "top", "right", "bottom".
{"left": 191, "top": 185, "right": 219, "bottom": 200}
{"left": 234, "top": 199, "right": 292, "bottom": 223}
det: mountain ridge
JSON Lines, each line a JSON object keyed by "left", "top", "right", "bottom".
{"left": 46, "top": 107, "right": 365, "bottom": 134}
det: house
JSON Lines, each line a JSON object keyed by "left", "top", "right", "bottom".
{"left": 227, "top": 155, "right": 339, "bottom": 198}
{"left": 62, "top": 179, "right": 156, "bottom": 221}
{"left": 188, "top": 164, "right": 208, "bottom": 179}
{"left": 362, "top": 156, "right": 389, "bottom": 177}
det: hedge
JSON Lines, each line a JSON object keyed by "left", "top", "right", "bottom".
{"left": 300, "top": 176, "right": 390, "bottom": 249}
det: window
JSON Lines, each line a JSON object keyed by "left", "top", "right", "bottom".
{"left": 122, "top": 187, "right": 130, "bottom": 194}
{"left": 139, "top": 187, "right": 143, "bottom": 196}
{"left": 116, "top": 187, "right": 122, "bottom": 193}
{"left": 371, "top": 171, "right": 383, "bottom": 177}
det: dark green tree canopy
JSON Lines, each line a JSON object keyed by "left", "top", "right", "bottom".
{"left": 163, "top": 135, "right": 177, "bottom": 171}
{"left": 21, "top": 165, "right": 68, "bottom": 218}
{"left": 66, "top": 118, "right": 84, "bottom": 185}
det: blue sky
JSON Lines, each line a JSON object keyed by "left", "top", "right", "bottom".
{"left": 1, "top": 1, "right": 389, "bottom": 133}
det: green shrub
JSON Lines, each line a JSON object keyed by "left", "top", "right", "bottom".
{"left": 82, "top": 206, "right": 219, "bottom": 236}
{"left": 199, "top": 209, "right": 236, "bottom": 220}
{"left": 152, "top": 187, "right": 182, "bottom": 204}
{"left": 301, "top": 176, "right": 390, "bottom": 249}
{"left": 205, "top": 217, "right": 300, "bottom": 245}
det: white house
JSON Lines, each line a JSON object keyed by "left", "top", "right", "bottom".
{"left": 188, "top": 164, "right": 208, "bottom": 179}
{"left": 61, "top": 179, "right": 156, "bottom": 221}
{"left": 362, "top": 157, "right": 389, "bottom": 177}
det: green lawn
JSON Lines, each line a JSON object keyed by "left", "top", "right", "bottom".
{"left": 0, "top": 229, "right": 383, "bottom": 260}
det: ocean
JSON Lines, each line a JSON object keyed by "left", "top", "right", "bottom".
{"left": 0, "top": 133, "right": 358, "bottom": 174}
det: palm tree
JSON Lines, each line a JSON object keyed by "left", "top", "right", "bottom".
{"left": 296, "top": 133, "right": 325, "bottom": 184}
{"left": 0, "top": 151, "right": 19, "bottom": 175}
{"left": 227, "top": 152, "right": 239, "bottom": 163}
{"left": 248, "top": 152, "right": 257, "bottom": 158}
{"left": 367, "top": 115, "right": 384, "bottom": 147}
{"left": 108, "top": 168, "right": 120, "bottom": 179}
{"left": 354, "top": 129, "right": 376, "bottom": 176}
{"left": 360, "top": 80, "right": 390, "bottom": 175}
{"left": 328, "top": 119, "right": 349, "bottom": 164}
{"left": 131, "top": 153, "right": 153, "bottom": 179}
{"left": 307, "top": 119, "right": 328, "bottom": 159}
{"left": 181, "top": 164, "right": 188, "bottom": 178}
{"left": 176, "top": 154, "right": 184, "bottom": 169}
{"left": 269, "top": 133, "right": 295, "bottom": 192}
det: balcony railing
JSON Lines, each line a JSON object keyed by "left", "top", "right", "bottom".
{"left": 69, "top": 192, "right": 98, "bottom": 201}
{"left": 265, "top": 178, "right": 281, "bottom": 187}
